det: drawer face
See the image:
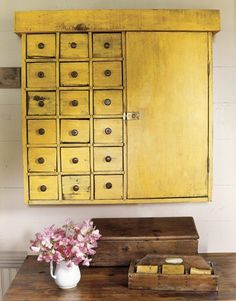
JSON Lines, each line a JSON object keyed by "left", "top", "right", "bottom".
{"left": 94, "top": 90, "right": 123, "bottom": 115}
{"left": 29, "top": 176, "right": 58, "bottom": 200}
{"left": 62, "top": 176, "right": 90, "bottom": 200}
{"left": 94, "top": 119, "right": 123, "bottom": 143}
{"left": 28, "top": 120, "right": 56, "bottom": 144}
{"left": 93, "top": 62, "right": 122, "bottom": 87}
{"left": 28, "top": 148, "right": 57, "bottom": 172}
{"left": 60, "top": 91, "right": 89, "bottom": 116}
{"left": 60, "top": 62, "right": 89, "bottom": 86}
{"left": 27, "top": 91, "right": 56, "bottom": 116}
{"left": 95, "top": 175, "right": 123, "bottom": 199}
{"left": 61, "top": 147, "right": 90, "bottom": 172}
{"left": 93, "top": 33, "right": 122, "bottom": 58}
{"left": 94, "top": 147, "right": 123, "bottom": 171}
{"left": 60, "top": 34, "right": 88, "bottom": 58}
{"left": 27, "top": 63, "right": 56, "bottom": 88}
{"left": 27, "top": 34, "right": 56, "bottom": 58}
{"left": 60, "top": 120, "right": 90, "bottom": 143}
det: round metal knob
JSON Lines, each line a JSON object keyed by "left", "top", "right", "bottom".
{"left": 105, "top": 155, "right": 112, "bottom": 163}
{"left": 105, "top": 182, "right": 112, "bottom": 189}
{"left": 38, "top": 42, "right": 45, "bottom": 49}
{"left": 104, "top": 98, "right": 112, "bottom": 106}
{"left": 104, "top": 42, "right": 111, "bottom": 49}
{"left": 38, "top": 128, "right": 45, "bottom": 135}
{"left": 40, "top": 185, "right": 47, "bottom": 192}
{"left": 105, "top": 127, "right": 112, "bottom": 135}
{"left": 71, "top": 71, "right": 78, "bottom": 78}
{"left": 104, "top": 69, "right": 112, "bottom": 77}
{"left": 37, "top": 71, "right": 45, "bottom": 78}
{"left": 38, "top": 100, "right": 45, "bottom": 107}
{"left": 71, "top": 129, "right": 78, "bottom": 136}
{"left": 73, "top": 185, "right": 79, "bottom": 192}
{"left": 70, "top": 42, "right": 77, "bottom": 49}
{"left": 37, "top": 157, "right": 45, "bottom": 164}
{"left": 72, "top": 157, "right": 79, "bottom": 164}
{"left": 71, "top": 100, "right": 78, "bottom": 107}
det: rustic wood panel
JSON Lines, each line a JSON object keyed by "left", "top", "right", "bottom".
{"left": 0, "top": 68, "right": 20, "bottom": 89}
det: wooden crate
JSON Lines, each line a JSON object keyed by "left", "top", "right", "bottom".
{"left": 92, "top": 217, "right": 199, "bottom": 266}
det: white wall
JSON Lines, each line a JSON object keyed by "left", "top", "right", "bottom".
{"left": 0, "top": 0, "right": 236, "bottom": 253}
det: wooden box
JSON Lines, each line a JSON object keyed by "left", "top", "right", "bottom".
{"left": 92, "top": 217, "right": 199, "bottom": 266}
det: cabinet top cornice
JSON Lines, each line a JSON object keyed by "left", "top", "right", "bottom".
{"left": 15, "top": 9, "right": 220, "bottom": 34}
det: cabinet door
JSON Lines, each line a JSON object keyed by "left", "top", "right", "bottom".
{"left": 126, "top": 32, "right": 209, "bottom": 199}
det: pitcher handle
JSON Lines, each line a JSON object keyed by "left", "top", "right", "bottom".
{"left": 50, "top": 261, "right": 56, "bottom": 279}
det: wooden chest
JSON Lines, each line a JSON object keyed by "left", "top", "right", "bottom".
{"left": 92, "top": 217, "right": 199, "bottom": 266}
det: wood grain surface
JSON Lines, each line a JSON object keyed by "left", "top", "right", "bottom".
{"left": 0, "top": 68, "right": 20, "bottom": 88}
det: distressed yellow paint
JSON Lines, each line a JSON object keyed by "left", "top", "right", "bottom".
{"left": 29, "top": 175, "right": 58, "bottom": 200}
{"left": 62, "top": 175, "right": 90, "bottom": 200}
{"left": 27, "top": 62, "right": 56, "bottom": 88}
{"left": 27, "top": 119, "right": 57, "bottom": 144}
{"left": 94, "top": 119, "right": 123, "bottom": 144}
{"left": 60, "top": 33, "right": 88, "bottom": 58}
{"left": 61, "top": 147, "right": 90, "bottom": 172}
{"left": 94, "top": 175, "right": 123, "bottom": 200}
{"left": 60, "top": 119, "right": 90, "bottom": 143}
{"left": 60, "top": 90, "right": 89, "bottom": 115}
{"left": 94, "top": 147, "right": 123, "bottom": 172}
{"left": 60, "top": 62, "right": 89, "bottom": 86}
{"left": 93, "top": 62, "right": 122, "bottom": 87}
{"left": 93, "top": 33, "right": 122, "bottom": 58}
{"left": 27, "top": 91, "right": 56, "bottom": 115}
{"left": 28, "top": 148, "right": 57, "bottom": 172}
{"left": 27, "top": 34, "right": 56, "bottom": 58}
{"left": 93, "top": 90, "right": 123, "bottom": 115}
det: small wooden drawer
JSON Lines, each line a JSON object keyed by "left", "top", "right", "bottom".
{"left": 60, "top": 91, "right": 89, "bottom": 116}
{"left": 29, "top": 175, "right": 58, "bottom": 200}
{"left": 62, "top": 175, "right": 90, "bottom": 200}
{"left": 61, "top": 147, "right": 90, "bottom": 172}
{"left": 28, "top": 148, "right": 57, "bottom": 172}
{"left": 27, "top": 91, "right": 56, "bottom": 116}
{"left": 60, "top": 62, "right": 89, "bottom": 86}
{"left": 95, "top": 175, "right": 123, "bottom": 199}
{"left": 94, "top": 147, "right": 123, "bottom": 171}
{"left": 94, "top": 119, "right": 123, "bottom": 144}
{"left": 94, "top": 90, "right": 123, "bottom": 115}
{"left": 60, "top": 119, "right": 90, "bottom": 143}
{"left": 27, "top": 34, "right": 56, "bottom": 58}
{"left": 93, "top": 33, "right": 122, "bottom": 58}
{"left": 60, "top": 34, "right": 88, "bottom": 58}
{"left": 93, "top": 62, "right": 122, "bottom": 87}
{"left": 27, "top": 63, "right": 56, "bottom": 88}
{"left": 28, "top": 120, "right": 56, "bottom": 144}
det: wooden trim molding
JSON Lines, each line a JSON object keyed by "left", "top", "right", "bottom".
{"left": 0, "top": 68, "right": 21, "bottom": 89}
{"left": 0, "top": 252, "right": 26, "bottom": 269}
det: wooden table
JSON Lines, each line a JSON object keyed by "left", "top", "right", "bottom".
{"left": 3, "top": 254, "right": 236, "bottom": 301}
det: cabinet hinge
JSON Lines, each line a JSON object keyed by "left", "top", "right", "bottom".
{"left": 123, "top": 112, "right": 140, "bottom": 120}
{"left": 207, "top": 157, "right": 210, "bottom": 173}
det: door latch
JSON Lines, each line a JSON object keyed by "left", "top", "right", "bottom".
{"left": 123, "top": 112, "right": 140, "bottom": 120}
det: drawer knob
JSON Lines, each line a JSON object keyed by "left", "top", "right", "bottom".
{"left": 105, "top": 127, "right": 112, "bottom": 135}
{"left": 73, "top": 185, "right": 79, "bottom": 192}
{"left": 38, "top": 128, "right": 45, "bottom": 135}
{"left": 71, "top": 99, "right": 79, "bottom": 107}
{"left": 37, "top": 71, "right": 45, "bottom": 78}
{"left": 72, "top": 157, "right": 79, "bottom": 164}
{"left": 71, "top": 129, "right": 78, "bottom": 136}
{"left": 105, "top": 155, "right": 112, "bottom": 162}
{"left": 104, "top": 98, "right": 112, "bottom": 106}
{"left": 40, "top": 185, "right": 47, "bottom": 192}
{"left": 71, "top": 71, "right": 78, "bottom": 78}
{"left": 105, "top": 182, "right": 112, "bottom": 189}
{"left": 104, "top": 69, "right": 112, "bottom": 77}
{"left": 38, "top": 42, "right": 45, "bottom": 49}
{"left": 104, "top": 42, "right": 111, "bottom": 49}
{"left": 38, "top": 100, "right": 45, "bottom": 107}
{"left": 70, "top": 42, "right": 77, "bottom": 49}
{"left": 37, "top": 157, "right": 45, "bottom": 164}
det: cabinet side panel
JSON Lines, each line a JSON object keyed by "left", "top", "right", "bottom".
{"left": 126, "top": 32, "right": 208, "bottom": 199}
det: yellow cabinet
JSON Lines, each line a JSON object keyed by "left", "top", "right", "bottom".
{"left": 93, "top": 33, "right": 122, "bottom": 58}
{"left": 29, "top": 176, "right": 58, "bottom": 200}
{"left": 94, "top": 119, "right": 123, "bottom": 144}
{"left": 94, "top": 90, "right": 123, "bottom": 115}
{"left": 62, "top": 176, "right": 90, "bottom": 200}
{"left": 28, "top": 148, "right": 57, "bottom": 172}
{"left": 27, "top": 63, "right": 56, "bottom": 88}
{"left": 27, "top": 34, "right": 56, "bottom": 58}
{"left": 60, "top": 62, "right": 89, "bottom": 86}
{"left": 94, "top": 147, "right": 123, "bottom": 172}
{"left": 27, "top": 91, "right": 56, "bottom": 116}
{"left": 60, "top": 119, "right": 90, "bottom": 143}
{"left": 95, "top": 175, "right": 123, "bottom": 200}
{"left": 61, "top": 147, "right": 90, "bottom": 172}
{"left": 60, "top": 34, "right": 88, "bottom": 58}
{"left": 60, "top": 91, "right": 89, "bottom": 116}
{"left": 27, "top": 120, "right": 56, "bottom": 144}
{"left": 93, "top": 62, "right": 122, "bottom": 87}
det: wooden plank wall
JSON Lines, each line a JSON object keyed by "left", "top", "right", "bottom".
{"left": 0, "top": 68, "right": 21, "bottom": 89}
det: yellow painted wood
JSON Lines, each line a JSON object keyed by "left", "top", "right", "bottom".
{"left": 94, "top": 119, "right": 123, "bottom": 144}
{"left": 61, "top": 147, "right": 90, "bottom": 172}
{"left": 93, "top": 33, "right": 122, "bottom": 58}
{"left": 27, "top": 62, "right": 56, "bottom": 88}
{"left": 27, "top": 119, "right": 57, "bottom": 144}
{"left": 60, "top": 91, "right": 89, "bottom": 115}
{"left": 126, "top": 32, "right": 209, "bottom": 199}
{"left": 94, "top": 147, "right": 123, "bottom": 172}
{"left": 29, "top": 175, "right": 58, "bottom": 200}
{"left": 93, "top": 62, "right": 122, "bottom": 87}
{"left": 93, "top": 90, "right": 123, "bottom": 115}
{"left": 60, "top": 62, "right": 89, "bottom": 86}
{"left": 136, "top": 265, "right": 158, "bottom": 274}
{"left": 162, "top": 264, "right": 185, "bottom": 275}
{"left": 27, "top": 91, "right": 56, "bottom": 115}
{"left": 62, "top": 175, "right": 90, "bottom": 200}
{"left": 27, "top": 34, "right": 56, "bottom": 58}
{"left": 60, "top": 119, "right": 90, "bottom": 143}
{"left": 60, "top": 34, "right": 88, "bottom": 58}
{"left": 15, "top": 10, "right": 221, "bottom": 33}
{"left": 94, "top": 175, "right": 123, "bottom": 200}
{"left": 28, "top": 148, "right": 57, "bottom": 172}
